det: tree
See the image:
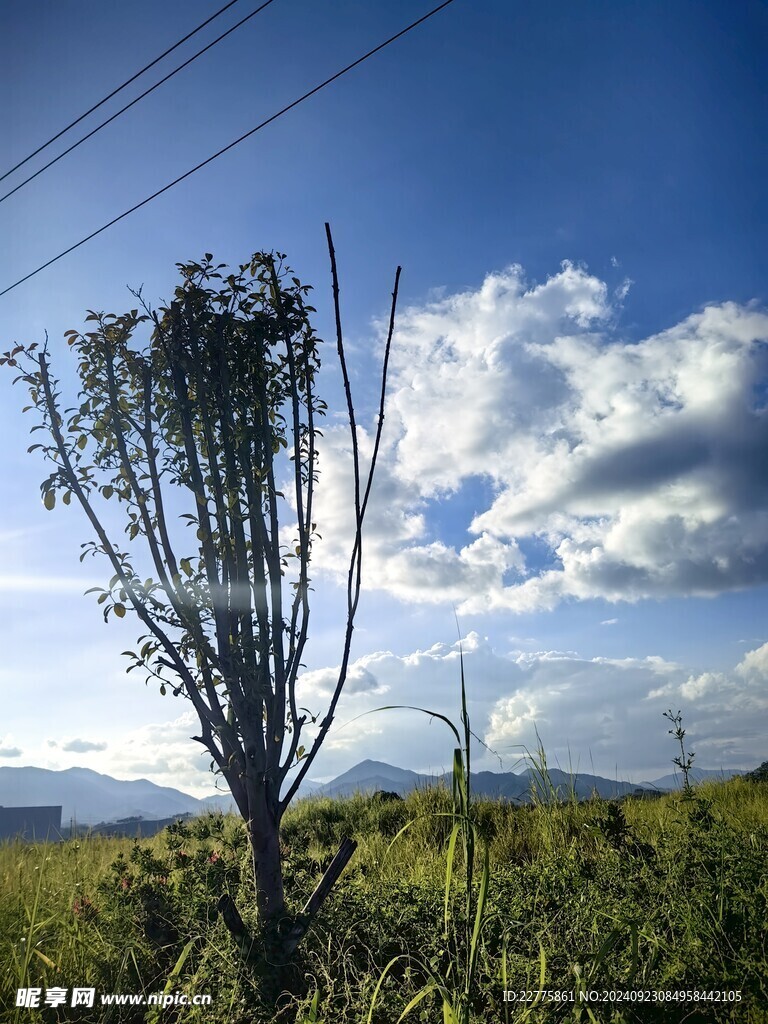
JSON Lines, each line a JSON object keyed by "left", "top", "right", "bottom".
{"left": 744, "top": 761, "right": 768, "bottom": 783}
{"left": 2, "top": 227, "right": 400, "bottom": 954}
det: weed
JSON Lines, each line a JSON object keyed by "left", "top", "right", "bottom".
{"left": 1, "top": 758, "right": 767, "bottom": 1022}
{"left": 663, "top": 708, "right": 696, "bottom": 795}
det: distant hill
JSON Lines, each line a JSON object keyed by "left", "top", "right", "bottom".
{"left": 0, "top": 766, "right": 236, "bottom": 825}
{"left": 0, "top": 758, "right": 752, "bottom": 830}
{"left": 0, "top": 765, "right": 323, "bottom": 826}
{"left": 743, "top": 761, "right": 768, "bottom": 782}
{"left": 312, "top": 761, "right": 656, "bottom": 803}
{"left": 198, "top": 793, "right": 243, "bottom": 814}
{"left": 310, "top": 760, "right": 752, "bottom": 803}
{"left": 318, "top": 759, "right": 439, "bottom": 798}
{"left": 643, "top": 768, "right": 747, "bottom": 790}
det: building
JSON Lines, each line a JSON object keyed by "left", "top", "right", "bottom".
{"left": 0, "top": 805, "right": 62, "bottom": 842}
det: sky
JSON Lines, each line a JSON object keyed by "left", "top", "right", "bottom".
{"left": 1, "top": 0, "right": 767, "bottom": 799}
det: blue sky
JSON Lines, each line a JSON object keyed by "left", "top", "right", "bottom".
{"left": 1, "top": 0, "right": 767, "bottom": 797}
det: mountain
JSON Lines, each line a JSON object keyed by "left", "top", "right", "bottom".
{"left": 198, "top": 794, "right": 241, "bottom": 814}
{"left": 310, "top": 761, "right": 750, "bottom": 803}
{"left": 317, "top": 759, "right": 439, "bottom": 798}
{"left": 309, "top": 762, "right": 654, "bottom": 802}
{"left": 644, "top": 768, "right": 747, "bottom": 790}
{"left": 0, "top": 765, "right": 323, "bottom": 825}
{"left": 516, "top": 768, "right": 645, "bottom": 802}
{"left": 1, "top": 759, "right": 751, "bottom": 828}
{"left": 0, "top": 766, "right": 235, "bottom": 825}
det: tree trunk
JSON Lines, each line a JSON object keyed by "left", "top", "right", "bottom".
{"left": 217, "top": 779, "right": 357, "bottom": 969}
{"left": 217, "top": 772, "right": 356, "bottom": 967}
{"left": 247, "top": 776, "right": 286, "bottom": 927}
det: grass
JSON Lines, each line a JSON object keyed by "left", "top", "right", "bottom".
{"left": 1, "top": 777, "right": 767, "bottom": 1023}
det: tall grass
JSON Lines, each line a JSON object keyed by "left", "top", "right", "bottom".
{"left": 357, "top": 633, "right": 501, "bottom": 1024}
{"left": 2, "top": 776, "right": 767, "bottom": 1022}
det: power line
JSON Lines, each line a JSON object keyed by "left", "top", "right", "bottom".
{"left": 0, "top": 0, "right": 243, "bottom": 185}
{"left": 0, "top": 0, "right": 278, "bottom": 207}
{"left": 0, "top": 0, "right": 458, "bottom": 300}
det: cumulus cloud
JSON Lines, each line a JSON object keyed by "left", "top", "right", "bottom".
{"left": 293, "top": 632, "right": 517, "bottom": 779}
{"left": 61, "top": 738, "right": 107, "bottom": 753}
{"left": 735, "top": 641, "right": 768, "bottom": 681}
{"left": 25, "top": 714, "right": 225, "bottom": 798}
{"left": 0, "top": 733, "right": 23, "bottom": 757}
{"left": 21, "top": 637, "right": 762, "bottom": 793}
{"left": 294, "top": 635, "right": 767, "bottom": 782}
{"left": 644, "top": 642, "right": 768, "bottom": 761}
{"left": 102, "top": 711, "right": 225, "bottom": 797}
{"left": 307, "top": 262, "right": 768, "bottom": 612}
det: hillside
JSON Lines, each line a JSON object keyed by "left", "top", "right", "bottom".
{"left": 0, "top": 760, "right": 750, "bottom": 827}
{"left": 0, "top": 766, "right": 235, "bottom": 825}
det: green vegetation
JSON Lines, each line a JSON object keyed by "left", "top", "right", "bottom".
{"left": 2, "top": 777, "right": 767, "bottom": 1023}
{"left": 2, "top": 238, "right": 399, "bottom": 955}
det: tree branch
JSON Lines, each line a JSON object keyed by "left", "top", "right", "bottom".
{"left": 280, "top": 228, "right": 400, "bottom": 812}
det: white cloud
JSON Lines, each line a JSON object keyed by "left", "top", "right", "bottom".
{"left": 679, "top": 672, "right": 724, "bottom": 701}
{"left": 0, "top": 725, "right": 23, "bottom": 758}
{"left": 61, "top": 738, "right": 108, "bottom": 753}
{"left": 103, "top": 711, "right": 219, "bottom": 797}
{"left": 15, "top": 636, "right": 763, "bottom": 795}
{"left": 642, "top": 643, "right": 768, "bottom": 763}
{"left": 306, "top": 263, "right": 768, "bottom": 613}
{"left": 305, "top": 424, "right": 525, "bottom": 610}
{"left": 735, "top": 640, "right": 768, "bottom": 681}
{"left": 288, "top": 634, "right": 767, "bottom": 782}
{"left": 37, "top": 712, "right": 227, "bottom": 798}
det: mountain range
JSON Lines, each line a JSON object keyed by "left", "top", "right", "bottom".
{"left": 0, "top": 766, "right": 235, "bottom": 825}
{"left": 0, "top": 761, "right": 748, "bottom": 825}
{"left": 308, "top": 760, "right": 747, "bottom": 802}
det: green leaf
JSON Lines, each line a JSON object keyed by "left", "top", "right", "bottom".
{"left": 43, "top": 491, "right": 55, "bottom": 510}
{"left": 113, "top": 603, "right": 126, "bottom": 618}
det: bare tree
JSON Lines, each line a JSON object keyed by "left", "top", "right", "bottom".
{"left": 2, "top": 226, "right": 400, "bottom": 955}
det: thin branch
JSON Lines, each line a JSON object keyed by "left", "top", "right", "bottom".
{"left": 324, "top": 222, "right": 361, "bottom": 621}
{"left": 280, "top": 229, "right": 401, "bottom": 812}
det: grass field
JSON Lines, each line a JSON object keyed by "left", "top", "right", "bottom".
{"left": 2, "top": 777, "right": 767, "bottom": 1023}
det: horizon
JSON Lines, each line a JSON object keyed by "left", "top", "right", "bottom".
{"left": 1, "top": 0, "right": 767, "bottom": 797}
{"left": 1, "top": 754, "right": 753, "bottom": 800}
